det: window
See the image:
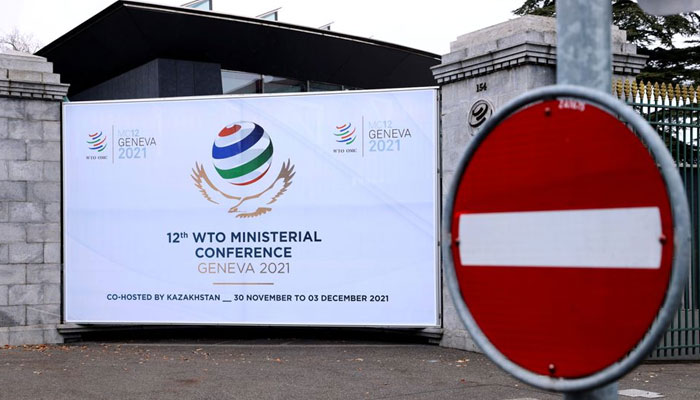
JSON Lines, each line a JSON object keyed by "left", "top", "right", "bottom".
{"left": 181, "top": 0, "right": 212, "bottom": 10}
{"left": 222, "top": 70, "right": 260, "bottom": 94}
{"left": 309, "top": 81, "right": 342, "bottom": 92}
{"left": 262, "top": 75, "right": 305, "bottom": 93}
{"left": 257, "top": 8, "right": 280, "bottom": 21}
{"left": 221, "top": 70, "right": 357, "bottom": 94}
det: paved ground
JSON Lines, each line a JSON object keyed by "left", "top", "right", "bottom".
{"left": 1, "top": 336, "right": 699, "bottom": 399}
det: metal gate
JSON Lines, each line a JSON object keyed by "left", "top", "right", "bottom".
{"left": 615, "top": 79, "right": 700, "bottom": 359}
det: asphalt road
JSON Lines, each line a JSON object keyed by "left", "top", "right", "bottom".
{"left": 1, "top": 338, "right": 699, "bottom": 399}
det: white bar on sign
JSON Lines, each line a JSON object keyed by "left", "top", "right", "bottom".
{"left": 458, "top": 207, "right": 662, "bottom": 268}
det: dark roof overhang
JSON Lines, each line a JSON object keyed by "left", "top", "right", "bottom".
{"left": 37, "top": 1, "right": 440, "bottom": 96}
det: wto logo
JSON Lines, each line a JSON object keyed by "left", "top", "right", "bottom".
{"left": 334, "top": 123, "right": 356, "bottom": 145}
{"left": 191, "top": 122, "right": 295, "bottom": 218}
{"left": 87, "top": 132, "right": 107, "bottom": 152}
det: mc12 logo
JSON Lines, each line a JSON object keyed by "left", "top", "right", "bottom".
{"left": 367, "top": 120, "right": 411, "bottom": 153}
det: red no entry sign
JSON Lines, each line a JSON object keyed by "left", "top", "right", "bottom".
{"left": 443, "top": 86, "right": 689, "bottom": 391}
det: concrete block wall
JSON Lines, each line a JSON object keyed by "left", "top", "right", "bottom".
{"left": 0, "top": 49, "right": 68, "bottom": 345}
{"left": 433, "top": 15, "right": 647, "bottom": 352}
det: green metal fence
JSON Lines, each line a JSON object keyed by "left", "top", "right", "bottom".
{"left": 615, "top": 79, "right": 700, "bottom": 359}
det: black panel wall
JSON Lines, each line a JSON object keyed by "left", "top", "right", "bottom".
{"left": 71, "top": 59, "right": 160, "bottom": 101}
{"left": 157, "top": 59, "right": 222, "bottom": 97}
{"left": 71, "top": 58, "right": 223, "bottom": 101}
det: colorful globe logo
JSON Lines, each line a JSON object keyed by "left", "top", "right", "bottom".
{"left": 212, "top": 122, "right": 274, "bottom": 186}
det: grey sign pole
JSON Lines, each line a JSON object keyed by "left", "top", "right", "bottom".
{"left": 556, "top": 0, "right": 612, "bottom": 93}
{"left": 557, "top": 0, "right": 615, "bottom": 398}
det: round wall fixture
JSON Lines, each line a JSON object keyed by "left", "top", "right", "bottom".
{"left": 468, "top": 99, "right": 494, "bottom": 128}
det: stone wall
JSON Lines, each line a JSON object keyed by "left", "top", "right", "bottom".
{"left": 0, "top": 49, "right": 68, "bottom": 345}
{"left": 433, "top": 15, "right": 647, "bottom": 351}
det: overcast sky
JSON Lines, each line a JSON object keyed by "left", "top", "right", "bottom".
{"left": 0, "top": 0, "right": 525, "bottom": 55}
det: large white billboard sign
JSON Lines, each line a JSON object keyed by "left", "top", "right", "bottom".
{"left": 63, "top": 88, "right": 439, "bottom": 326}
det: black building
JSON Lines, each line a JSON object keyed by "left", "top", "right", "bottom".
{"left": 37, "top": 1, "right": 440, "bottom": 101}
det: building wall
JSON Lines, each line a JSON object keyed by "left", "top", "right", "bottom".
{"left": 433, "top": 15, "right": 647, "bottom": 352}
{"left": 158, "top": 59, "right": 222, "bottom": 97}
{"left": 71, "top": 59, "right": 222, "bottom": 101}
{"left": 0, "top": 49, "right": 68, "bottom": 345}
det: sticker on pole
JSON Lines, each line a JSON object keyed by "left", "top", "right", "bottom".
{"left": 442, "top": 85, "right": 690, "bottom": 392}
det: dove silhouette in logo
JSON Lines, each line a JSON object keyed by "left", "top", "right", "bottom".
{"left": 191, "top": 159, "right": 295, "bottom": 218}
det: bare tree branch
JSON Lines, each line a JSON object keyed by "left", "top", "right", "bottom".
{"left": 0, "top": 28, "right": 42, "bottom": 54}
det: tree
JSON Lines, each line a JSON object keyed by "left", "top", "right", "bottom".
{"left": 0, "top": 28, "right": 42, "bottom": 54}
{"left": 513, "top": 0, "right": 700, "bottom": 85}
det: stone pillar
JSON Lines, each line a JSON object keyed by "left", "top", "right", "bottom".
{"left": 432, "top": 15, "right": 647, "bottom": 351}
{"left": 0, "top": 49, "right": 68, "bottom": 345}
